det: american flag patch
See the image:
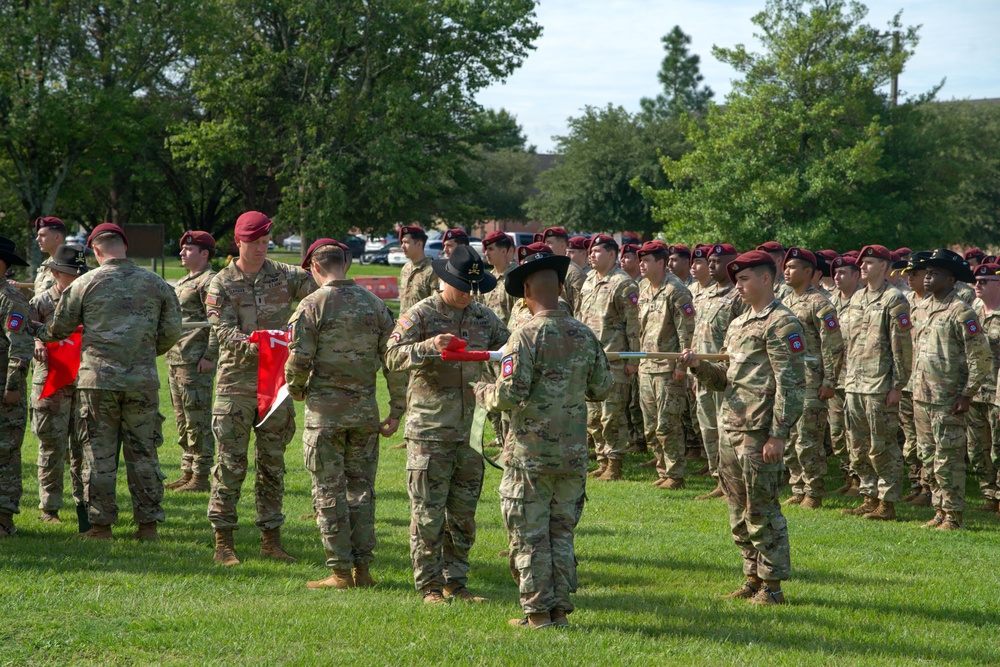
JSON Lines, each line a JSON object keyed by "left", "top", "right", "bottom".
{"left": 205, "top": 294, "right": 219, "bottom": 306}
{"left": 787, "top": 332, "right": 804, "bottom": 353}
{"left": 398, "top": 316, "right": 414, "bottom": 330}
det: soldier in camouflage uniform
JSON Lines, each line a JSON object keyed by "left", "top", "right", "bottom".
{"left": 635, "top": 241, "right": 694, "bottom": 489}
{"left": 682, "top": 250, "right": 806, "bottom": 606}
{"left": 897, "top": 252, "right": 933, "bottom": 504}
{"left": 689, "top": 245, "right": 715, "bottom": 300}
{"left": 577, "top": 235, "right": 640, "bottom": 481}
{"left": 542, "top": 227, "right": 584, "bottom": 315}
{"left": 33, "top": 217, "right": 68, "bottom": 295}
{"left": 0, "top": 237, "right": 34, "bottom": 539}
{"left": 285, "top": 240, "right": 406, "bottom": 590}
{"left": 206, "top": 211, "right": 316, "bottom": 565}
{"left": 39, "top": 224, "right": 181, "bottom": 541}
{"left": 475, "top": 245, "right": 612, "bottom": 629}
{"left": 668, "top": 244, "right": 704, "bottom": 463}
{"left": 692, "top": 244, "right": 744, "bottom": 499}
{"left": 398, "top": 225, "right": 439, "bottom": 312}
{"left": 619, "top": 244, "right": 646, "bottom": 453}
{"left": 480, "top": 231, "right": 518, "bottom": 325}
{"left": 969, "top": 263, "right": 1000, "bottom": 513}
{"left": 913, "top": 250, "right": 991, "bottom": 530}
{"left": 780, "top": 249, "right": 844, "bottom": 508}
{"left": 164, "top": 231, "right": 218, "bottom": 494}
{"left": 841, "top": 245, "right": 912, "bottom": 521}
{"left": 30, "top": 245, "right": 89, "bottom": 526}
{"left": 757, "top": 242, "right": 792, "bottom": 301}
{"left": 829, "top": 256, "right": 862, "bottom": 495}
{"left": 385, "top": 245, "right": 509, "bottom": 604}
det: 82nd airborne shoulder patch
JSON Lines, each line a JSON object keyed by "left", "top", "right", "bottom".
{"left": 501, "top": 354, "right": 514, "bottom": 377}
{"left": 787, "top": 332, "right": 805, "bottom": 353}
{"left": 823, "top": 314, "right": 839, "bottom": 330}
{"left": 682, "top": 302, "right": 694, "bottom": 317}
{"left": 966, "top": 319, "right": 980, "bottom": 336}
{"left": 897, "top": 313, "right": 911, "bottom": 329}
{"left": 6, "top": 312, "right": 23, "bottom": 331}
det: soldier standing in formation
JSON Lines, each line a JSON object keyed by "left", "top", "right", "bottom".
{"left": 33, "top": 217, "right": 69, "bottom": 294}
{"left": 969, "top": 263, "right": 1000, "bottom": 512}
{"left": 756, "top": 242, "right": 792, "bottom": 301}
{"left": 440, "top": 228, "right": 470, "bottom": 259}
{"left": 619, "top": 243, "right": 645, "bottom": 453}
{"left": 898, "top": 252, "right": 932, "bottom": 504}
{"left": 481, "top": 231, "right": 518, "bottom": 325}
{"left": 398, "top": 225, "right": 438, "bottom": 313}
{"left": 164, "top": 231, "right": 218, "bottom": 494}
{"left": 206, "top": 211, "right": 315, "bottom": 565}
{"left": 39, "top": 224, "right": 181, "bottom": 541}
{"left": 540, "top": 227, "right": 584, "bottom": 314}
{"left": 829, "top": 255, "right": 862, "bottom": 496}
{"left": 681, "top": 250, "right": 805, "bottom": 605}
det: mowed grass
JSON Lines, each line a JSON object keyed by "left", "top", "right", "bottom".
{"left": 3, "top": 351, "right": 1000, "bottom": 662}
{"left": 135, "top": 251, "right": 403, "bottom": 283}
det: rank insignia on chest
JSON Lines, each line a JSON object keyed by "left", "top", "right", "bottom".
{"left": 824, "top": 314, "right": 839, "bottom": 330}
{"left": 787, "top": 332, "right": 804, "bottom": 353}
{"left": 966, "top": 319, "right": 980, "bottom": 335}
{"left": 501, "top": 354, "right": 514, "bottom": 377}
{"left": 897, "top": 313, "right": 911, "bottom": 328}
{"left": 6, "top": 312, "right": 23, "bottom": 331}
{"left": 205, "top": 294, "right": 219, "bottom": 306}
{"left": 398, "top": 315, "right": 414, "bottom": 330}
{"left": 628, "top": 292, "right": 639, "bottom": 306}
{"left": 682, "top": 302, "right": 694, "bottom": 317}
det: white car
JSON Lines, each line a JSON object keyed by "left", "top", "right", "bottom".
{"left": 283, "top": 235, "right": 301, "bottom": 251}
{"left": 388, "top": 240, "right": 443, "bottom": 266}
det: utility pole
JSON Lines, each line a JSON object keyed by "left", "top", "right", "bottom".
{"left": 890, "top": 30, "right": 900, "bottom": 108}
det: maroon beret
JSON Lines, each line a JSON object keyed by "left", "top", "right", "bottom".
{"left": 587, "top": 234, "right": 616, "bottom": 250}
{"left": 532, "top": 233, "right": 544, "bottom": 243}
{"left": 87, "top": 222, "right": 128, "bottom": 250}
{"left": 568, "top": 236, "right": 588, "bottom": 250}
{"left": 180, "top": 230, "right": 216, "bottom": 249}
{"left": 895, "top": 247, "right": 912, "bottom": 256}
{"left": 542, "top": 226, "right": 569, "bottom": 240}
{"left": 726, "top": 250, "right": 775, "bottom": 285}
{"left": 817, "top": 249, "right": 839, "bottom": 262}
{"left": 889, "top": 251, "right": 901, "bottom": 263}
{"left": 757, "top": 241, "right": 784, "bottom": 253}
{"left": 984, "top": 255, "right": 998, "bottom": 265}
{"left": 398, "top": 225, "right": 425, "bottom": 240}
{"left": 668, "top": 244, "right": 691, "bottom": 258}
{"left": 234, "top": 211, "right": 273, "bottom": 242}
{"left": 692, "top": 244, "right": 711, "bottom": 259}
{"left": 708, "top": 243, "right": 738, "bottom": 258}
{"left": 301, "top": 238, "right": 349, "bottom": 269}
{"left": 842, "top": 250, "right": 860, "bottom": 260}
{"left": 831, "top": 255, "right": 859, "bottom": 271}
{"left": 517, "top": 242, "right": 553, "bottom": 263}
{"left": 964, "top": 248, "right": 986, "bottom": 261}
{"left": 637, "top": 240, "right": 669, "bottom": 258}
{"left": 482, "top": 230, "right": 508, "bottom": 248}
{"left": 442, "top": 228, "right": 469, "bottom": 243}
{"left": 974, "top": 263, "right": 1000, "bottom": 278}
{"left": 620, "top": 243, "right": 639, "bottom": 257}
{"left": 784, "top": 247, "right": 817, "bottom": 268}
{"left": 857, "top": 245, "right": 892, "bottom": 264}
{"left": 35, "top": 216, "right": 67, "bottom": 232}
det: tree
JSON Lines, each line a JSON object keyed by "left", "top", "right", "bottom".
{"left": 640, "top": 26, "right": 714, "bottom": 121}
{"left": 642, "top": 0, "right": 958, "bottom": 250}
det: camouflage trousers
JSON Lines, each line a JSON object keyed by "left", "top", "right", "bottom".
{"left": 167, "top": 364, "right": 215, "bottom": 475}
{"left": 899, "top": 392, "right": 928, "bottom": 494}
{"left": 208, "top": 394, "right": 295, "bottom": 531}
{"left": 625, "top": 373, "right": 646, "bottom": 448}
{"left": 718, "top": 429, "right": 790, "bottom": 581}
{"left": 0, "top": 387, "right": 27, "bottom": 515}
{"left": 303, "top": 425, "right": 379, "bottom": 569}
{"left": 965, "top": 401, "right": 999, "bottom": 501}
{"left": 586, "top": 378, "right": 629, "bottom": 462}
{"left": 406, "top": 439, "right": 485, "bottom": 591}
{"left": 638, "top": 373, "right": 687, "bottom": 480}
{"left": 785, "top": 406, "right": 829, "bottom": 498}
{"left": 683, "top": 377, "right": 703, "bottom": 454}
{"left": 914, "top": 400, "right": 968, "bottom": 514}
{"left": 844, "top": 392, "right": 904, "bottom": 503}
{"left": 827, "top": 388, "right": 852, "bottom": 476}
{"left": 31, "top": 385, "right": 84, "bottom": 511}
{"left": 76, "top": 389, "right": 165, "bottom": 526}
{"left": 501, "top": 467, "right": 585, "bottom": 615}
{"left": 694, "top": 381, "right": 723, "bottom": 477}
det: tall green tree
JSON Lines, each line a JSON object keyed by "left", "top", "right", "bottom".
{"left": 640, "top": 25, "right": 714, "bottom": 121}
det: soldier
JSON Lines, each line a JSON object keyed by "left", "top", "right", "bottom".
{"left": 690, "top": 245, "right": 715, "bottom": 298}
{"left": 815, "top": 250, "right": 839, "bottom": 293}
{"left": 913, "top": 250, "right": 991, "bottom": 530}
{"left": 385, "top": 245, "right": 509, "bottom": 604}
{"left": 667, "top": 244, "right": 693, "bottom": 287}
{"left": 578, "top": 234, "right": 640, "bottom": 481}
{"left": 164, "top": 231, "right": 218, "bottom": 494}
{"left": 30, "top": 245, "right": 89, "bottom": 527}
{"left": 756, "top": 242, "right": 792, "bottom": 300}
{"left": 619, "top": 243, "right": 645, "bottom": 453}
{"left": 829, "top": 255, "right": 862, "bottom": 496}
{"left": 667, "top": 243, "right": 702, "bottom": 461}
{"left": 619, "top": 244, "right": 641, "bottom": 282}
{"left": 692, "top": 243, "right": 744, "bottom": 500}
{"left": 567, "top": 236, "right": 591, "bottom": 276}
{"left": 897, "top": 252, "right": 933, "bottom": 505}
{"left": 441, "top": 228, "right": 470, "bottom": 259}
{"left": 780, "top": 249, "right": 844, "bottom": 509}
{"left": 38, "top": 224, "right": 181, "bottom": 540}
{"left": 474, "top": 244, "right": 612, "bottom": 629}
{"left": 0, "top": 237, "right": 34, "bottom": 539}
{"left": 841, "top": 245, "right": 912, "bottom": 522}
{"left": 33, "top": 216, "right": 69, "bottom": 294}
{"left": 680, "top": 250, "right": 805, "bottom": 605}
{"left": 636, "top": 240, "right": 695, "bottom": 489}
{"left": 398, "top": 225, "right": 438, "bottom": 313}
{"left": 285, "top": 239, "right": 406, "bottom": 590}
{"left": 206, "top": 211, "right": 316, "bottom": 566}
{"left": 481, "top": 231, "right": 518, "bottom": 324}
{"left": 968, "top": 263, "right": 1000, "bottom": 513}
{"left": 964, "top": 248, "right": 985, "bottom": 270}
{"left": 541, "top": 227, "right": 585, "bottom": 314}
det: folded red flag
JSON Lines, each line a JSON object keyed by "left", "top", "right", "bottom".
{"left": 441, "top": 349, "right": 492, "bottom": 361}
{"left": 41, "top": 326, "right": 83, "bottom": 399}
{"left": 445, "top": 337, "right": 468, "bottom": 352}
{"left": 247, "top": 329, "right": 291, "bottom": 417}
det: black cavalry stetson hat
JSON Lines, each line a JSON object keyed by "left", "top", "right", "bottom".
{"left": 505, "top": 242, "right": 571, "bottom": 298}
{"left": 42, "top": 244, "right": 91, "bottom": 276}
{"left": 432, "top": 244, "right": 496, "bottom": 294}
{"left": 923, "top": 248, "right": 975, "bottom": 283}
{"left": 0, "top": 235, "right": 27, "bottom": 268}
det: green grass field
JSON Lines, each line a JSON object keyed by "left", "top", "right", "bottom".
{"left": 136, "top": 250, "right": 403, "bottom": 283}
{"left": 2, "top": 264, "right": 999, "bottom": 665}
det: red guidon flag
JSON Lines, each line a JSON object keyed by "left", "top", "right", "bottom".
{"left": 247, "top": 329, "right": 291, "bottom": 426}
{"left": 41, "top": 326, "right": 83, "bottom": 399}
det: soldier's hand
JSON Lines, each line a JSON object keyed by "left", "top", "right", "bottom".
{"left": 379, "top": 416, "right": 400, "bottom": 437}
{"left": 197, "top": 358, "right": 216, "bottom": 373}
{"left": 2, "top": 390, "right": 18, "bottom": 406}
{"left": 678, "top": 349, "right": 700, "bottom": 368}
{"left": 886, "top": 388, "right": 902, "bottom": 407}
{"left": 817, "top": 387, "right": 835, "bottom": 401}
{"left": 624, "top": 363, "right": 638, "bottom": 375}
{"left": 431, "top": 333, "right": 456, "bottom": 352}
{"left": 952, "top": 395, "right": 971, "bottom": 415}
{"left": 762, "top": 437, "right": 785, "bottom": 464}
{"left": 33, "top": 341, "right": 47, "bottom": 363}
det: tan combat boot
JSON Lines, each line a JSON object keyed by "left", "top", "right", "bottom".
{"left": 696, "top": 482, "right": 725, "bottom": 500}
{"left": 840, "top": 496, "right": 878, "bottom": 516}
{"left": 650, "top": 478, "right": 666, "bottom": 487}
{"left": 588, "top": 460, "right": 608, "bottom": 478}
{"left": 921, "top": 510, "right": 945, "bottom": 528}
{"left": 909, "top": 492, "right": 932, "bottom": 506}
{"left": 422, "top": 587, "right": 447, "bottom": 605}
{"left": 596, "top": 459, "right": 623, "bottom": 481}
{"left": 306, "top": 569, "right": 355, "bottom": 590}
{"left": 390, "top": 442, "right": 406, "bottom": 450}
{"left": 213, "top": 529, "right": 240, "bottom": 566}
{"left": 260, "top": 527, "right": 297, "bottom": 563}
{"left": 715, "top": 575, "right": 763, "bottom": 600}
{"left": 937, "top": 513, "right": 963, "bottom": 531}
{"left": 972, "top": 498, "right": 998, "bottom": 513}
{"left": 800, "top": 496, "right": 823, "bottom": 510}
{"left": 509, "top": 612, "right": 553, "bottom": 629}
{"left": 177, "top": 474, "right": 210, "bottom": 493}
{"left": 863, "top": 500, "right": 895, "bottom": 521}
{"left": 40, "top": 510, "right": 61, "bottom": 524}
{"left": 661, "top": 478, "right": 685, "bottom": 490}
{"left": 844, "top": 477, "right": 861, "bottom": 497}
{"left": 639, "top": 457, "right": 658, "bottom": 468}
{"left": 164, "top": 471, "right": 192, "bottom": 490}
{"left": 444, "top": 583, "right": 487, "bottom": 602}
{"left": 0, "top": 513, "right": 15, "bottom": 538}
{"left": 353, "top": 563, "right": 377, "bottom": 588}
{"left": 80, "top": 524, "right": 113, "bottom": 540}
{"left": 833, "top": 475, "right": 853, "bottom": 494}
{"left": 135, "top": 522, "right": 158, "bottom": 541}
{"left": 749, "top": 581, "right": 786, "bottom": 605}
{"left": 782, "top": 494, "right": 804, "bottom": 506}
{"left": 550, "top": 609, "right": 570, "bottom": 627}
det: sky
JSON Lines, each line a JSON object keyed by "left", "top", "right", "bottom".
{"left": 476, "top": 0, "right": 1000, "bottom": 153}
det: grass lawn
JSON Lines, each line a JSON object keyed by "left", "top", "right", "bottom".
{"left": 136, "top": 251, "right": 403, "bottom": 283}
{"left": 3, "top": 364, "right": 999, "bottom": 664}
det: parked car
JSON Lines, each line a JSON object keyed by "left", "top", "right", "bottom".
{"left": 388, "top": 239, "right": 443, "bottom": 266}
{"left": 342, "top": 234, "right": 366, "bottom": 259}
{"left": 506, "top": 232, "right": 536, "bottom": 247}
{"left": 360, "top": 239, "right": 398, "bottom": 265}
{"left": 365, "top": 233, "right": 394, "bottom": 253}
{"left": 282, "top": 235, "right": 302, "bottom": 251}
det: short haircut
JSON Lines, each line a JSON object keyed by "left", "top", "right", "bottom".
{"left": 594, "top": 239, "right": 619, "bottom": 254}
{"left": 312, "top": 245, "right": 347, "bottom": 272}
{"left": 524, "top": 268, "right": 563, "bottom": 293}
{"left": 488, "top": 235, "right": 514, "bottom": 251}
{"left": 92, "top": 232, "right": 125, "bottom": 253}
{"left": 645, "top": 250, "right": 669, "bottom": 265}
{"left": 188, "top": 243, "right": 214, "bottom": 258}
{"left": 751, "top": 264, "right": 777, "bottom": 281}
{"left": 403, "top": 229, "right": 427, "bottom": 244}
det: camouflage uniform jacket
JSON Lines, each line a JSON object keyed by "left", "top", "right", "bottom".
{"left": 910, "top": 288, "right": 991, "bottom": 405}
{"left": 562, "top": 261, "right": 586, "bottom": 315}
{"left": 166, "top": 267, "right": 219, "bottom": 367}
{"left": 637, "top": 273, "right": 695, "bottom": 375}
{"left": 693, "top": 281, "right": 746, "bottom": 355}
{"left": 1, "top": 280, "right": 33, "bottom": 393}
{"left": 782, "top": 286, "right": 844, "bottom": 408}
{"left": 385, "top": 294, "right": 509, "bottom": 442}
{"left": 29, "top": 286, "right": 68, "bottom": 389}
{"left": 509, "top": 297, "right": 573, "bottom": 335}
{"left": 972, "top": 298, "right": 1000, "bottom": 404}
{"left": 577, "top": 266, "right": 640, "bottom": 380}
{"left": 34, "top": 264, "right": 56, "bottom": 295}
{"left": 842, "top": 282, "right": 912, "bottom": 395}
{"left": 903, "top": 292, "right": 932, "bottom": 393}
{"left": 831, "top": 289, "right": 857, "bottom": 388}
{"left": 693, "top": 299, "right": 806, "bottom": 440}
{"left": 475, "top": 310, "right": 613, "bottom": 474}
{"left": 480, "top": 263, "right": 518, "bottom": 325}
{"left": 40, "top": 258, "right": 181, "bottom": 391}
{"left": 285, "top": 279, "right": 406, "bottom": 428}
{"left": 773, "top": 275, "right": 792, "bottom": 301}
{"left": 206, "top": 258, "right": 315, "bottom": 396}
{"left": 955, "top": 281, "right": 975, "bottom": 305}
{"left": 399, "top": 256, "right": 438, "bottom": 312}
